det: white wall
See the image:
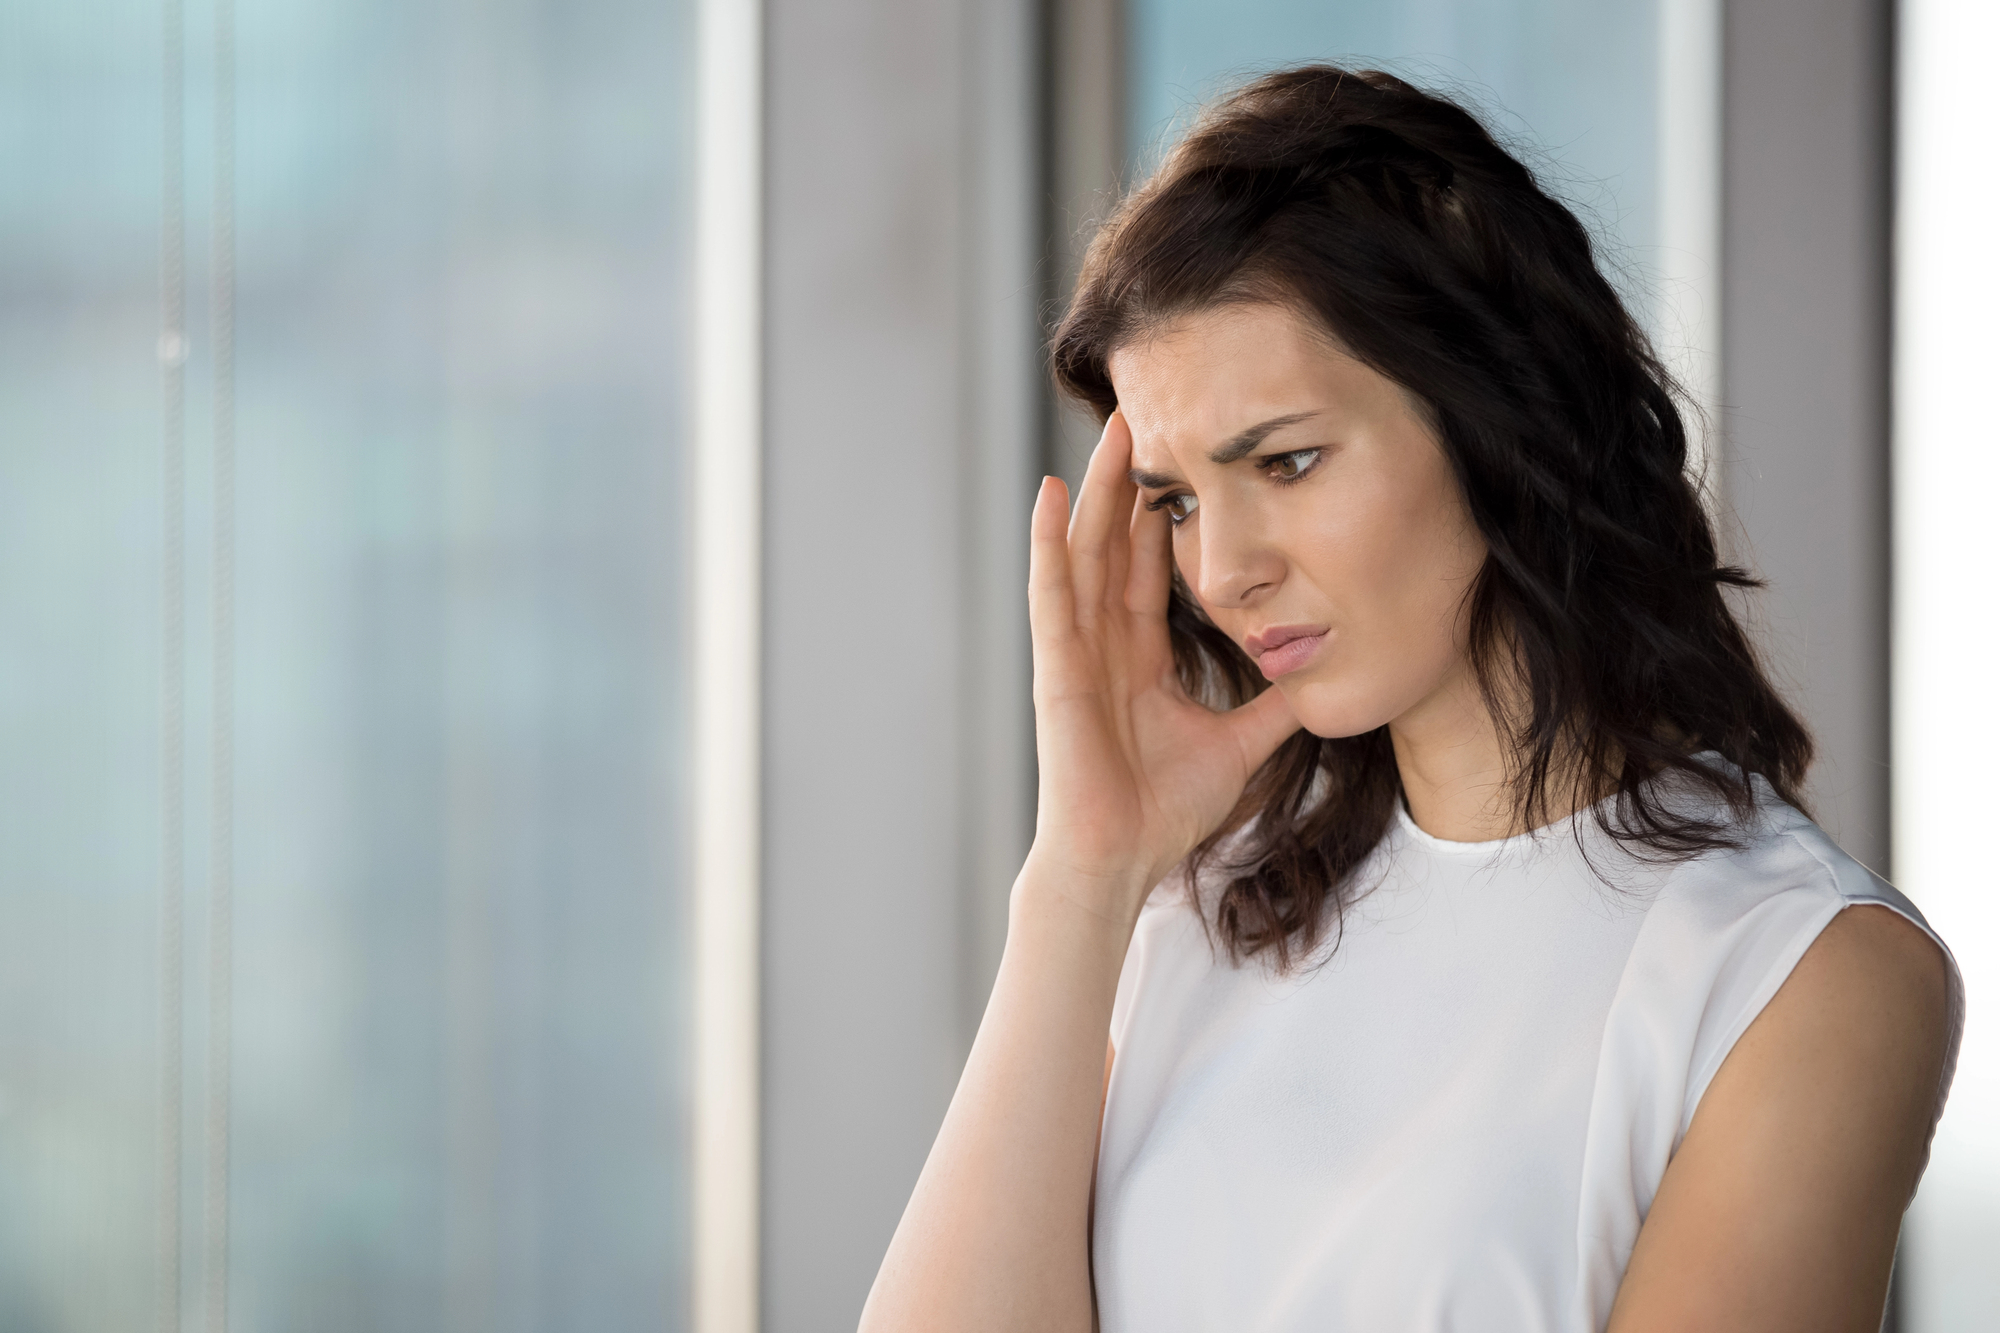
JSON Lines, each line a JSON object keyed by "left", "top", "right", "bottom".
{"left": 1896, "top": 1, "right": 2000, "bottom": 1326}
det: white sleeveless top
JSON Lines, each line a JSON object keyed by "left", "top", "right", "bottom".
{"left": 1094, "top": 768, "right": 1963, "bottom": 1333}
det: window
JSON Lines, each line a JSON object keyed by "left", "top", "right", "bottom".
{"left": 1123, "top": 0, "right": 1719, "bottom": 444}
{"left": 0, "top": 2, "right": 698, "bottom": 1326}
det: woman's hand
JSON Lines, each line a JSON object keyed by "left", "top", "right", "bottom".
{"left": 1025, "top": 411, "right": 1300, "bottom": 918}
{"left": 859, "top": 412, "right": 1298, "bottom": 1333}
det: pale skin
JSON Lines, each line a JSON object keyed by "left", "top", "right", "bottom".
{"left": 858, "top": 303, "right": 1951, "bottom": 1332}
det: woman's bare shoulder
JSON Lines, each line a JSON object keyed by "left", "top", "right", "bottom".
{"left": 1807, "top": 903, "right": 1953, "bottom": 1032}
{"left": 1606, "top": 903, "right": 1952, "bottom": 1332}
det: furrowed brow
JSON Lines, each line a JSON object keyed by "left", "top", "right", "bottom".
{"left": 1127, "top": 467, "right": 1182, "bottom": 490}
{"left": 1207, "top": 411, "right": 1321, "bottom": 465}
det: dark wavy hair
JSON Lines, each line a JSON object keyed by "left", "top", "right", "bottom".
{"left": 1050, "top": 66, "right": 1813, "bottom": 968}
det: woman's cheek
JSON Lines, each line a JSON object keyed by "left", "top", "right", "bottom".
{"left": 1286, "top": 516, "right": 1364, "bottom": 607}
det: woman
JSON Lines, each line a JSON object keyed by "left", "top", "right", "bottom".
{"left": 860, "top": 68, "right": 1960, "bottom": 1332}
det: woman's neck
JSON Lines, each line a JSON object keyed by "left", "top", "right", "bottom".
{"left": 1387, "top": 655, "right": 1591, "bottom": 843}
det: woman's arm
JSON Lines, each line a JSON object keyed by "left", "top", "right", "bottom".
{"left": 856, "top": 866, "right": 1135, "bottom": 1333}
{"left": 1607, "top": 903, "right": 1953, "bottom": 1332}
{"left": 858, "top": 416, "right": 1296, "bottom": 1333}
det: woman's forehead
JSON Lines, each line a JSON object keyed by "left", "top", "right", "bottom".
{"left": 1116, "top": 314, "right": 1313, "bottom": 437}
{"left": 1112, "top": 309, "right": 1385, "bottom": 471}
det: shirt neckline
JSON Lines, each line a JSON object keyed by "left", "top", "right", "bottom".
{"left": 1391, "top": 799, "right": 1593, "bottom": 856}
{"left": 1389, "top": 751, "right": 1736, "bottom": 856}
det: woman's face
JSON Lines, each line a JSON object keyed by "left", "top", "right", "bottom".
{"left": 1110, "top": 301, "right": 1489, "bottom": 740}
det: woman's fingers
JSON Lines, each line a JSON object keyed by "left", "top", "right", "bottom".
{"left": 1027, "top": 476, "right": 1078, "bottom": 663}
{"left": 1097, "top": 413, "right": 1138, "bottom": 612}
{"left": 1125, "top": 484, "right": 1173, "bottom": 622}
{"left": 1123, "top": 488, "right": 1181, "bottom": 689}
{"left": 1067, "top": 412, "right": 1137, "bottom": 627}
{"left": 1225, "top": 683, "right": 1304, "bottom": 777}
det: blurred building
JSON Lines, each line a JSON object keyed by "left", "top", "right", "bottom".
{"left": 0, "top": 0, "right": 1991, "bottom": 1330}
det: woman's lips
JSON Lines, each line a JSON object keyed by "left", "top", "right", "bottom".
{"left": 1245, "top": 625, "right": 1329, "bottom": 680}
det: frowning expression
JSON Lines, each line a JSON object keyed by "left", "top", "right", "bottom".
{"left": 1111, "top": 301, "right": 1489, "bottom": 739}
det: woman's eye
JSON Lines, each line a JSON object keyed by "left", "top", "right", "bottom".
{"left": 1263, "top": 448, "right": 1321, "bottom": 482}
{"left": 1151, "top": 492, "right": 1199, "bottom": 525}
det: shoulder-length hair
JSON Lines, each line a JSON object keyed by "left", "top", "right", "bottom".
{"left": 1050, "top": 66, "right": 1813, "bottom": 968}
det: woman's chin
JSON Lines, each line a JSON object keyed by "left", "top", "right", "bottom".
{"left": 1278, "top": 676, "right": 1403, "bottom": 742}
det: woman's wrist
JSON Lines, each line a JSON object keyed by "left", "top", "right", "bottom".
{"left": 1011, "top": 845, "right": 1161, "bottom": 940}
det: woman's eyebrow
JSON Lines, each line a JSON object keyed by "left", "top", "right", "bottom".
{"left": 1126, "top": 410, "right": 1324, "bottom": 488}
{"left": 1207, "top": 410, "right": 1321, "bottom": 464}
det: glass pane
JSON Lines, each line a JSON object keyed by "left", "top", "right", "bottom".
{"left": 0, "top": 0, "right": 696, "bottom": 1327}
{"left": 1126, "top": 0, "right": 1664, "bottom": 321}
{"left": 0, "top": 3, "right": 165, "bottom": 1326}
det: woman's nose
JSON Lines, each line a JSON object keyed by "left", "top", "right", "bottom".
{"left": 1192, "top": 501, "right": 1283, "bottom": 609}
